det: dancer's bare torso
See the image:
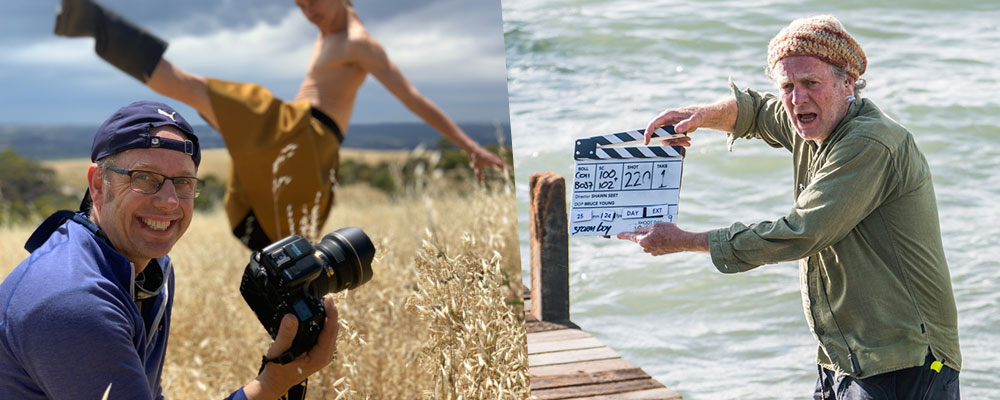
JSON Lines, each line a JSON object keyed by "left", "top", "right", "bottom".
{"left": 293, "top": 20, "right": 370, "bottom": 131}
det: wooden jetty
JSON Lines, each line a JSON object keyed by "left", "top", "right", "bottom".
{"left": 525, "top": 173, "right": 682, "bottom": 400}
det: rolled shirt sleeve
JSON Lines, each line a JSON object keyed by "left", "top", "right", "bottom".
{"left": 727, "top": 78, "right": 795, "bottom": 152}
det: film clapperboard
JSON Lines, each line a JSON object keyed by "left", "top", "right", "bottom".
{"left": 570, "top": 126, "right": 686, "bottom": 237}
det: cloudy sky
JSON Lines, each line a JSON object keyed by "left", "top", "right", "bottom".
{"left": 0, "top": 0, "right": 510, "bottom": 125}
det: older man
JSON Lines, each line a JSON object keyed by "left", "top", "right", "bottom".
{"left": 53, "top": 0, "right": 506, "bottom": 251}
{"left": 0, "top": 102, "right": 338, "bottom": 400}
{"left": 619, "top": 15, "right": 961, "bottom": 399}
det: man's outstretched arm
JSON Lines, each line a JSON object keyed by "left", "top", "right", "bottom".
{"left": 643, "top": 97, "right": 738, "bottom": 145}
{"left": 355, "top": 37, "right": 506, "bottom": 176}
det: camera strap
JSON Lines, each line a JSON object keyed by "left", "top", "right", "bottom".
{"left": 279, "top": 381, "right": 307, "bottom": 400}
{"left": 25, "top": 210, "right": 111, "bottom": 252}
{"left": 259, "top": 356, "right": 308, "bottom": 400}
{"left": 260, "top": 352, "right": 297, "bottom": 366}
{"left": 26, "top": 210, "right": 165, "bottom": 303}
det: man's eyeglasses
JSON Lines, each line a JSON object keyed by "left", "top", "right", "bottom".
{"left": 104, "top": 167, "right": 204, "bottom": 199}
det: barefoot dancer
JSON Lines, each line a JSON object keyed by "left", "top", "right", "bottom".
{"left": 55, "top": 0, "right": 506, "bottom": 250}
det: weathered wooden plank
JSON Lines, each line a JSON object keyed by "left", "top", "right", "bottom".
{"left": 529, "top": 347, "right": 620, "bottom": 367}
{"left": 530, "top": 378, "right": 666, "bottom": 400}
{"left": 531, "top": 368, "right": 651, "bottom": 390}
{"left": 527, "top": 319, "right": 578, "bottom": 333}
{"left": 528, "top": 328, "right": 593, "bottom": 344}
{"left": 570, "top": 387, "right": 683, "bottom": 400}
{"left": 530, "top": 358, "right": 635, "bottom": 377}
{"left": 530, "top": 337, "right": 604, "bottom": 355}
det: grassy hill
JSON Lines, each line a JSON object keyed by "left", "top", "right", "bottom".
{"left": 0, "top": 122, "right": 511, "bottom": 161}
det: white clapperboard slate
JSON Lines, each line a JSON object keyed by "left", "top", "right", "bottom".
{"left": 570, "top": 126, "right": 686, "bottom": 236}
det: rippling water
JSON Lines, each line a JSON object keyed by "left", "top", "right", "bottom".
{"left": 502, "top": 1, "right": 1000, "bottom": 398}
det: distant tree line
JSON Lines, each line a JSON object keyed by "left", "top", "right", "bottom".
{"left": 338, "top": 139, "right": 513, "bottom": 193}
{"left": 0, "top": 122, "right": 511, "bottom": 160}
{"left": 0, "top": 148, "right": 80, "bottom": 225}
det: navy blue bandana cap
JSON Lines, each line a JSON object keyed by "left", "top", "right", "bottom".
{"left": 90, "top": 101, "right": 201, "bottom": 166}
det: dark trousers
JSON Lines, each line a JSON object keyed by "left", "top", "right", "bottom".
{"left": 814, "top": 353, "right": 960, "bottom": 400}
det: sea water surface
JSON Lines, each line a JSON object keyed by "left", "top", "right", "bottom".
{"left": 502, "top": 1, "right": 1000, "bottom": 398}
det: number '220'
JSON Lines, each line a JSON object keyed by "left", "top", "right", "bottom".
{"left": 623, "top": 171, "right": 651, "bottom": 188}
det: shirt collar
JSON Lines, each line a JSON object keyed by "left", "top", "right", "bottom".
{"left": 821, "top": 98, "right": 865, "bottom": 150}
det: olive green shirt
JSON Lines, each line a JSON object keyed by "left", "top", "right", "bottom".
{"left": 707, "top": 81, "right": 961, "bottom": 378}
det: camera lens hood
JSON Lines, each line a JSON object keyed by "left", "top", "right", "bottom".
{"left": 313, "top": 227, "right": 375, "bottom": 293}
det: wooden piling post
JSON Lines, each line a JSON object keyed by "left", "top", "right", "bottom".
{"left": 526, "top": 174, "right": 681, "bottom": 399}
{"left": 529, "top": 172, "right": 571, "bottom": 324}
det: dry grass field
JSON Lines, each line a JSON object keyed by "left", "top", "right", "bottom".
{"left": 1, "top": 149, "right": 528, "bottom": 399}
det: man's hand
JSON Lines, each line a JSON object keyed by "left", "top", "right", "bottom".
{"left": 643, "top": 97, "right": 739, "bottom": 145}
{"left": 466, "top": 146, "right": 507, "bottom": 181}
{"left": 617, "top": 222, "right": 709, "bottom": 256}
{"left": 644, "top": 107, "right": 705, "bottom": 146}
{"left": 244, "top": 295, "right": 339, "bottom": 400}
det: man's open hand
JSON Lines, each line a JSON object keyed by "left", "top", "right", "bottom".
{"left": 644, "top": 107, "right": 705, "bottom": 146}
{"left": 617, "top": 222, "right": 710, "bottom": 256}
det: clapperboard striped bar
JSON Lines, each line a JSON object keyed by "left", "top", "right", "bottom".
{"left": 574, "top": 126, "right": 686, "bottom": 160}
{"left": 569, "top": 126, "right": 686, "bottom": 237}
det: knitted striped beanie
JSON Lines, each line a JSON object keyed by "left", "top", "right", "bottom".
{"left": 768, "top": 15, "right": 866, "bottom": 79}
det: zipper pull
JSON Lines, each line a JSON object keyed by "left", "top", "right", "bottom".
{"left": 849, "top": 353, "right": 862, "bottom": 375}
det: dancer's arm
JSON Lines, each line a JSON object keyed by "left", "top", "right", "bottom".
{"left": 356, "top": 37, "right": 506, "bottom": 174}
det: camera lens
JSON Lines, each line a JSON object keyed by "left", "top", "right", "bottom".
{"left": 311, "top": 227, "right": 375, "bottom": 295}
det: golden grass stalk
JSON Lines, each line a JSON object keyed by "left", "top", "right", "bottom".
{"left": 408, "top": 237, "right": 529, "bottom": 399}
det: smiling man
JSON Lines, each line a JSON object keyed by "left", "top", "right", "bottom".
{"left": 0, "top": 101, "right": 339, "bottom": 400}
{"left": 620, "top": 15, "right": 961, "bottom": 399}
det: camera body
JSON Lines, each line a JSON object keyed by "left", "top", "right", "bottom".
{"left": 240, "top": 227, "right": 375, "bottom": 360}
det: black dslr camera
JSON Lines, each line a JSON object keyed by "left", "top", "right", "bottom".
{"left": 240, "top": 227, "right": 375, "bottom": 361}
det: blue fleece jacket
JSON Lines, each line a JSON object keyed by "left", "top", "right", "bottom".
{"left": 0, "top": 216, "right": 247, "bottom": 399}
